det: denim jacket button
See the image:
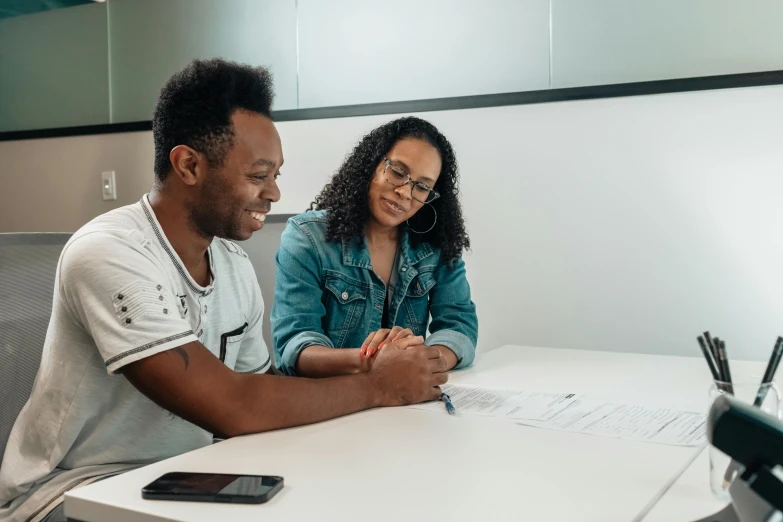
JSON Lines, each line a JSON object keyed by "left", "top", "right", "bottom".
{"left": 341, "top": 291, "right": 349, "bottom": 301}
{"left": 401, "top": 267, "right": 407, "bottom": 272}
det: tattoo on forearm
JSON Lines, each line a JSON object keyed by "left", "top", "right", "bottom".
{"left": 174, "top": 346, "right": 190, "bottom": 369}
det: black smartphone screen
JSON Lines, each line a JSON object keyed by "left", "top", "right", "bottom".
{"left": 142, "top": 472, "right": 283, "bottom": 503}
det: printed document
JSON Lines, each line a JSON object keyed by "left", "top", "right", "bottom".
{"left": 410, "top": 384, "right": 706, "bottom": 446}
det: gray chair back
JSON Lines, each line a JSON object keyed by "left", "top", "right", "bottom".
{"left": 0, "top": 233, "right": 70, "bottom": 462}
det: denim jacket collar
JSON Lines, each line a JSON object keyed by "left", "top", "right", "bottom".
{"left": 341, "top": 229, "right": 434, "bottom": 270}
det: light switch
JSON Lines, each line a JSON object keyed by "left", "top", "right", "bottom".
{"left": 101, "top": 171, "right": 117, "bottom": 200}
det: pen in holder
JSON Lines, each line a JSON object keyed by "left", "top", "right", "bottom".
{"left": 707, "top": 380, "right": 782, "bottom": 501}
{"left": 697, "top": 333, "right": 783, "bottom": 502}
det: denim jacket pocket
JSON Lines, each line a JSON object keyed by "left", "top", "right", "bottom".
{"left": 324, "top": 274, "right": 368, "bottom": 345}
{"left": 403, "top": 271, "right": 436, "bottom": 336}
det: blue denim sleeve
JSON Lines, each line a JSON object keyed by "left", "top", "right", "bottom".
{"left": 271, "top": 220, "right": 334, "bottom": 376}
{"left": 424, "top": 256, "right": 478, "bottom": 369}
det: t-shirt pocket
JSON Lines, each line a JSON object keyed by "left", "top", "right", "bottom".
{"left": 220, "top": 322, "right": 248, "bottom": 362}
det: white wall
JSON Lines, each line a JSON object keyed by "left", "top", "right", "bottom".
{"left": 0, "top": 131, "right": 155, "bottom": 233}
{"left": 455, "top": 87, "right": 783, "bottom": 362}
{"left": 274, "top": 84, "right": 783, "bottom": 362}
{"left": 2, "top": 85, "right": 783, "bottom": 361}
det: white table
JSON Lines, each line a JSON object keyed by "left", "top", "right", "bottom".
{"left": 65, "top": 345, "right": 771, "bottom": 522}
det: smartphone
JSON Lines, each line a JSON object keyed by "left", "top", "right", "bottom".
{"left": 141, "top": 472, "right": 284, "bottom": 504}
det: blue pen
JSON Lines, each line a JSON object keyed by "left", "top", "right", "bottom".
{"left": 440, "top": 392, "right": 456, "bottom": 415}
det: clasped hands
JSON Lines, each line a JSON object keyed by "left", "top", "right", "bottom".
{"left": 358, "top": 326, "right": 447, "bottom": 373}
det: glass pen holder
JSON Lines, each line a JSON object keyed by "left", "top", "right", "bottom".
{"left": 707, "top": 380, "right": 782, "bottom": 501}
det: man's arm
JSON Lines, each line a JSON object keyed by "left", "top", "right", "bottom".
{"left": 122, "top": 339, "right": 447, "bottom": 437}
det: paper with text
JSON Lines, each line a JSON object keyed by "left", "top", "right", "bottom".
{"left": 409, "top": 384, "right": 582, "bottom": 420}
{"left": 410, "top": 384, "right": 706, "bottom": 446}
{"left": 517, "top": 398, "right": 706, "bottom": 446}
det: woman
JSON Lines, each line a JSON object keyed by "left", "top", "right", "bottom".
{"left": 271, "top": 116, "right": 478, "bottom": 377}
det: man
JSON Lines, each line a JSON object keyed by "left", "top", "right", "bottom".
{"left": 0, "top": 59, "right": 447, "bottom": 522}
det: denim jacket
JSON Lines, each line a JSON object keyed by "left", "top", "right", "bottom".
{"left": 271, "top": 210, "right": 478, "bottom": 376}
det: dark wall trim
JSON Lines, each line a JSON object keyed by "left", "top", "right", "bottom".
{"left": 265, "top": 213, "right": 294, "bottom": 224}
{"left": 2, "top": 70, "right": 782, "bottom": 142}
{"left": 0, "top": 120, "right": 151, "bottom": 141}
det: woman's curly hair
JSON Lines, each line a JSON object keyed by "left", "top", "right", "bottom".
{"left": 309, "top": 116, "right": 470, "bottom": 263}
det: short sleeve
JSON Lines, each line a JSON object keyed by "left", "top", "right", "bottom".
{"left": 59, "top": 231, "right": 198, "bottom": 374}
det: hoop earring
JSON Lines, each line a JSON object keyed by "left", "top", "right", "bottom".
{"left": 407, "top": 204, "right": 437, "bottom": 234}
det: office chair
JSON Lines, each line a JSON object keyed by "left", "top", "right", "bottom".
{"left": 0, "top": 233, "right": 71, "bottom": 462}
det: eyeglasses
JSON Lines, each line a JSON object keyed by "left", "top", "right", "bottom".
{"left": 382, "top": 157, "right": 440, "bottom": 204}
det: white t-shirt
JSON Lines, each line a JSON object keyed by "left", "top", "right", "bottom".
{"left": 0, "top": 195, "right": 270, "bottom": 522}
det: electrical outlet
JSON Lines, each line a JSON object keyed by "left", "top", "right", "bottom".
{"left": 101, "top": 171, "right": 117, "bottom": 200}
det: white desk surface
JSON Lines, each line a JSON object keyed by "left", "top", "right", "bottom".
{"left": 66, "top": 345, "right": 772, "bottom": 522}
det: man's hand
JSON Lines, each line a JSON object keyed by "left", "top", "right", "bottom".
{"left": 397, "top": 343, "right": 458, "bottom": 373}
{"left": 367, "top": 342, "right": 448, "bottom": 406}
{"left": 360, "top": 327, "right": 421, "bottom": 359}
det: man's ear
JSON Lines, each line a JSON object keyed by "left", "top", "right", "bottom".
{"left": 169, "top": 145, "right": 203, "bottom": 186}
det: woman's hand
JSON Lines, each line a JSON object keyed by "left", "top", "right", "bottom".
{"left": 360, "top": 327, "right": 422, "bottom": 359}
